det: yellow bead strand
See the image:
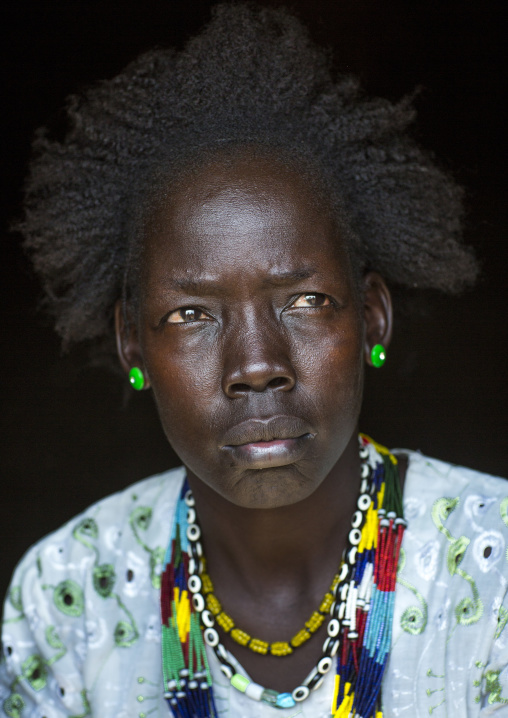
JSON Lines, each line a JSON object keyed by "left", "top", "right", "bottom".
{"left": 270, "top": 641, "right": 293, "bottom": 656}
{"left": 200, "top": 569, "right": 341, "bottom": 657}
{"left": 290, "top": 628, "right": 311, "bottom": 648}
{"left": 205, "top": 593, "right": 222, "bottom": 616}
{"left": 249, "top": 638, "right": 269, "bottom": 654}
{"left": 230, "top": 628, "right": 250, "bottom": 645}
{"left": 216, "top": 611, "right": 235, "bottom": 632}
{"left": 319, "top": 591, "right": 334, "bottom": 614}
{"left": 305, "top": 611, "right": 325, "bottom": 632}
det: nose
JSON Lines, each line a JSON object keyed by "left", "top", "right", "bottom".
{"left": 222, "top": 324, "right": 296, "bottom": 398}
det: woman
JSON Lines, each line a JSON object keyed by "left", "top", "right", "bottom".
{"left": 1, "top": 4, "right": 506, "bottom": 716}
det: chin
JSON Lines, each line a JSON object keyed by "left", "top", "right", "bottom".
{"left": 230, "top": 467, "right": 318, "bottom": 509}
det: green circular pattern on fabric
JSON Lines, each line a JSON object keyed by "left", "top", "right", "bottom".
{"left": 76, "top": 517, "right": 99, "bottom": 539}
{"left": 130, "top": 506, "right": 153, "bottom": 531}
{"left": 3, "top": 693, "right": 25, "bottom": 718}
{"left": 400, "top": 606, "right": 426, "bottom": 635}
{"left": 114, "top": 620, "right": 138, "bottom": 647}
{"left": 21, "top": 655, "right": 47, "bottom": 691}
{"left": 53, "top": 580, "right": 84, "bottom": 617}
{"left": 93, "top": 564, "right": 116, "bottom": 598}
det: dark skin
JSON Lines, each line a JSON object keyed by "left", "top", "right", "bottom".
{"left": 116, "top": 151, "right": 397, "bottom": 691}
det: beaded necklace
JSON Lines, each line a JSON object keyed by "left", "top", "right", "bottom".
{"left": 200, "top": 567, "right": 340, "bottom": 656}
{"left": 160, "top": 435, "right": 406, "bottom": 717}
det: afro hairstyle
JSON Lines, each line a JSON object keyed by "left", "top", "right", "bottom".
{"left": 18, "top": 2, "right": 478, "bottom": 366}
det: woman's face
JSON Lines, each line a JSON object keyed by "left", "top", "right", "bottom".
{"left": 123, "top": 154, "right": 372, "bottom": 509}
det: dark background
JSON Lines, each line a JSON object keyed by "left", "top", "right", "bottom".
{"left": 1, "top": 0, "right": 506, "bottom": 604}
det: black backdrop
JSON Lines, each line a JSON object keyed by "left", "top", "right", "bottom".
{"left": 1, "top": 0, "right": 506, "bottom": 604}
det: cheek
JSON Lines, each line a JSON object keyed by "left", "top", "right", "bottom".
{"left": 301, "top": 321, "right": 365, "bottom": 475}
{"left": 295, "top": 316, "right": 364, "bottom": 411}
{"left": 142, "top": 333, "right": 222, "bottom": 444}
{"left": 272, "top": 316, "right": 365, "bottom": 488}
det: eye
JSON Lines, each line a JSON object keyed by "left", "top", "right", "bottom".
{"left": 290, "top": 293, "right": 331, "bottom": 308}
{"left": 166, "top": 307, "right": 212, "bottom": 324}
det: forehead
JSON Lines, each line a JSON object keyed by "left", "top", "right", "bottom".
{"left": 142, "top": 152, "right": 352, "bottom": 282}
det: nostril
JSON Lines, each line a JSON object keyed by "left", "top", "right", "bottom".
{"left": 230, "top": 382, "right": 251, "bottom": 394}
{"left": 267, "top": 377, "right": 288, "bottom": 389}
{"left": 229, "top": 376, "right": 291, "bottom": 395}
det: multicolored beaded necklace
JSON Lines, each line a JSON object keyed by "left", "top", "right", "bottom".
{"left": 160, "top": 435, "right": 406, "bottom": 717}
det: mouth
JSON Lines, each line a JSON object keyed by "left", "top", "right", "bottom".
{"left": 221, "top": 416, "right": 315, "bottom": 469}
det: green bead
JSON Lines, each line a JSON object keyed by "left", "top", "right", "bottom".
{"left": 370, "top": 344, "right": 386, "bottom": 368}
{"left": 129, "top": 367, "right": 145, "bottom": 390}
{"left": 261, "top": 689, "right": 279, "bottom": 706}
{"left": 231, "top": 673, "right": 250, "bottom": 693}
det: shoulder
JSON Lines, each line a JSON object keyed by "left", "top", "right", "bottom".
{"left": 10, "top": 464, "right": 185, "bottom": 580}
{"left": 0, "top": 467, "right": 184, "bottom": 715}
{"left": 402, "top": 450, "right": 507, "bottom": 498}
{"left": 401, "top": 451, "right": 507, "bottom": 535}
{"left": 3, "top": 466, "right": 186, "bottom": 616}
{"left": 386, "top": 453, "right": 508, "bottom": 712}
{"left": 395, "top": 451, "right": 508, "bottom": 639}
{"left": 400, "top": 450, "right": 508, "bottom": 557}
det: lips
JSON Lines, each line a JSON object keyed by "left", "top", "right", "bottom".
{"left": 221, "top": 415, "right": 315, "bottom": 469}
{"left": 221, "top": 415, "right": 314, "bottom": 447}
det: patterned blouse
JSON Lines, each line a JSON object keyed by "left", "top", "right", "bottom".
{"left": 1, "top": 451, "right": 508, "bottom": 717}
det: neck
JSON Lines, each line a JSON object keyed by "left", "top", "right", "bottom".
{"left": 185, "top": 431, "right": 361, "bottom": 596}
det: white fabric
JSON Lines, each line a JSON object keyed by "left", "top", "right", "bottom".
{"left": 2, "top": 452, "right": 508, "bottom": 717}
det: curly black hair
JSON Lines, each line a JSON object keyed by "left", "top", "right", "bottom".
{"left": 18, "top": 2, "right": 478, "bottom": 366}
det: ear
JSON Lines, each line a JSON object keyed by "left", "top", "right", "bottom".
{"left": 362, "top": 272, "right": 393, "bottom": 367}
{"left": 114, "top": 299, "right": 151, "bottom": 389}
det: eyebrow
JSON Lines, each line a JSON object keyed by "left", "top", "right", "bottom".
{"left": 263, "top": 268, "right": 317, "bottom": 286}
{"left": 168, "top": 267, "right": 317, "bottom": 295}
